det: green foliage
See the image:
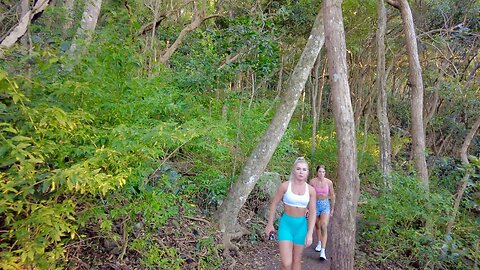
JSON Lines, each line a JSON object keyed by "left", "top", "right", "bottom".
{"left": 131, "top": 236, "right": 184, "bottom": 270}
{"left": 343, "top": 0, "right": 377, "bottom": 53}
{"left": 359, "top": 173, "right": 478, "bottom": 269}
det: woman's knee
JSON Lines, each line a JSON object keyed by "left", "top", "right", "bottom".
{"left": 281, "top": 258, "right": 293, "bottom": 269}
{"left": 320, "top": 222, "right": 328, "bottom": 232}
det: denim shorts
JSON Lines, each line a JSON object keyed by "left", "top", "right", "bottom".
{"left": 277, "top": 213, "right": 307, "bottom": 246}
{"left": 316, "top": 199, "right": 330, "bottom": 216}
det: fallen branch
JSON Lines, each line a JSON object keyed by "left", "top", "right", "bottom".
{"left": 185, "top": 216, "right": 211, "bottom": 225}
{"left": 0, "top": 0, "right": 48, "bottom": 49}
{"left": 159, "top": 0, "right": 222, "bottom": 64}
{"left": 118, "top": 216, "right": 130, "bottom": 261}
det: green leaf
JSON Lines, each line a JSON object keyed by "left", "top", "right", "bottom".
{"left": 11, "top": 136, "right": 32, "bottom": 142}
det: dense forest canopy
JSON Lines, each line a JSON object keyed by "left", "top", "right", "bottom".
{"left": 0, "top": 0, "right": 479, "bottom": 269}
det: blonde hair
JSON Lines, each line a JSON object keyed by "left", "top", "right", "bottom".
{"left": 288, "top": 157, "right": 308, "bottom": 182}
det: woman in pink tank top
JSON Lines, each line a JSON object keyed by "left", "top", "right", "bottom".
{"left": 309, "top": 165, "right": 335, "bottom": 261}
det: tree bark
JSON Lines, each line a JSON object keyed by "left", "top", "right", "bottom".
{"left": 311, "top": 54, "right": 322, "bottom": 156}
{"left": 387, "top": 0, "right": 429, "bottom": 189}
{"left": 69, "top": 0, "right": 103, "bottom": 56}
{"left": 159, "top": 0, "right": 220, "bottom": 65}
{"left": 442, "top": 116, "right": 480, "bottom": 255}
{"left": 217, "top": 9, "right": 325, "bottom": 251}
{"left": 63, "top": 0, "right": 75, "bottom": 36}
{"left": 0, "top": 0, "right": 49, "bottom": 49}
{"left": 323, "top": 1, "right": 359, "bottom": 269}
{"left": 376, "top": 0, "right": 392, "bottom": 187}
{"left": 19, "top": 0, "right": 29, "bottom": 48}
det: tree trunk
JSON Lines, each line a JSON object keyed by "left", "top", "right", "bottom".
{"left": 311, "top": 54, "right": 322, "bottom": 156}
{"left": 63, "top": 0, "right": 75, "bottom": 36}
{"left": 323, "top": 1, "right": 359, "bottom": 269}
{"left": 387, "top": 0, "right": 429, "bottom": 189}
{"left": 376, "top": 0, "right": 392, "bottom": 187}
{"left": 442, "top": 116, "right": 480, "bottom": 255}
{"left": 0, "top": 0, "right": 49, "bottom": 50}
{"left": 19, "top": 0, "right": 30, "bottom": 48}
{"left": 69, "top": 0, "right": 103, "bottom": 56}
{"left": 159, "top": 0, "right": 220, "bottom": 65}
{"left": 217, "top": 9, "right": 325, "bottom": 251}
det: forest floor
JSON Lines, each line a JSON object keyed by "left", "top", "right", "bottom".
{"left": 226, "top": 233, "right": 332, "bottom": 270}
{"left": 67, "top": 207, "right": 387, "bottom": 269}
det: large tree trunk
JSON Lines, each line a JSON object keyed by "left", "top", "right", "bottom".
{"left": 217, "top": 9, "right": 325, "bottom": 251}
{"left": 323, "top": 1, "right": 359, "bottom": 269}
{"left": 376, "top": 0, "right": 392, "bottom": 187}
{"left": 69, "top": 0, "right": 103, "bottom": 56}
{"left": 387, "top": 0, "right": 429, "bottom": 189}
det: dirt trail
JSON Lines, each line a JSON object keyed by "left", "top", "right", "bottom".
{"left": 265, "top": 231, "right": 332, "bottom": 270}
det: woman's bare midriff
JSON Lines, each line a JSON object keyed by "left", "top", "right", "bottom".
{"left": 316, "top": 194, "right": 329, "bottom": 200}
{"left": 284, "top": 204, "right": 308, "bottom": 217}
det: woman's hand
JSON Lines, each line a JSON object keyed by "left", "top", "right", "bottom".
{"left": 330, "top": 210, "right": 334, "bottom": 217}
{"left": 264, "top": 224, "right": 275, "bottom": 238}
{"left": 305, "top": 233, "right": 313, "bottom": 247}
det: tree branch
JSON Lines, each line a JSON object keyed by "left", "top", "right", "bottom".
{"left": 386, "top": 0, "right": 400, "bottom": 8}
{"left": 0, "top": 0, "right": 49, "bottom": 49}
{"left": 159, "top": 2, "right": 222, "bottom": 65}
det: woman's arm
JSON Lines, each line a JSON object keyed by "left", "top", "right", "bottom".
{"left": 265, "top": 182, "right": 287, "bottom": 235}
{"left": 305, "top": 185, "right": 317, "bottom": 247}
{"left": 329, "top": 180, "right": 335, "bottom": 216}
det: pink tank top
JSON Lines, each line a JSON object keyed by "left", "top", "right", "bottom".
{"left": 313, "top": 182, "right": 329, "bottom": 195}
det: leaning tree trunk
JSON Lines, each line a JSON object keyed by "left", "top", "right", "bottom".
{"left": 323, "top": 0, "right": 359, "bottom": 269}
{"left": 442, "top": 116, "right": 480, "bottom": 256}
{"left": 387, "top": 0, "right": 429, "bottom": 189}
{"left": 0, "top": 0, "right": 49, "bottom": 50}
{"left": 376, "top": 0, "right": 392, "bottom": 187}
{"left": 69, "top": 0, "right": 103, "bottom": 56}
{"left": 217, "top": 10, "right": 325, "bottom": 251}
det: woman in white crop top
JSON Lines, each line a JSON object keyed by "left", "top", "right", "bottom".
{"left": 265, "top": 157, "right": 316, "bottom": 270}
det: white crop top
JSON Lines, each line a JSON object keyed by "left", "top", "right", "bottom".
{"left": 283, "top": 181, "right": 309, "bottom": 208}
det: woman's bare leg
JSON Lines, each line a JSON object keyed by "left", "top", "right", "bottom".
{"left": 292, "top": 243, "right": 305, "bottom": 270}
{"left": 319, "top": 213, "right": 330, "bottom": 247}
{"left": 279, "top": 240, "right": 294, "bottom": 270}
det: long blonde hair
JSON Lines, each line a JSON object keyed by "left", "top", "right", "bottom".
{"left": 288, "top": 157, "right": 309, "bottom": 182}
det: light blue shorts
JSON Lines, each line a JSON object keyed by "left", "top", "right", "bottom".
{"left": 316, "top": 199, "right": 330, "bottom": 216}
{"left": 278, "top": 213, "right": 307, "bottom": 246}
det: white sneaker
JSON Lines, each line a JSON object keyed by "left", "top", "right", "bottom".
{"left": 315, "top": 241, "right": 322, "bottom": 252}
{"left": 320, "top": 249, "right": 327, "bottom": 261}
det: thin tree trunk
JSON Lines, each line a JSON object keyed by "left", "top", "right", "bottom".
{"left": 361, "top": 97, "right": 373, "bottom": 156}
{"left": 387, "top": 0, "right": 429, "bottom": 189}
{"left": 159, "top": 0, "right": 220, "bottom": 65}
{"left": 248, "top": 71, "right": 255, "bottom": 110}
{"left": 317, "top": 62, "right": 326, "bottom": 122}
{"left": 217, "top": 9, "right": 325, "bottom": 251}
{"left": 69, "top": 0, "right": 103, "bottom": 56}
{"left": 376, "top": 0, "right": 392, "bottom": 187}
{"left": 323, "top": 0, "right": 359, "bottom": 269}
{"left": 311, "top": 54, "right": 322, "bottom": 156}
{"left": 63, "top": 0, "right": 75, "bottom": 36}
{"left": 19, "top": 0, "right": 29, "bottom": 48}
{"left": 442, "top": 116, "right": 480, "bottom": 255}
